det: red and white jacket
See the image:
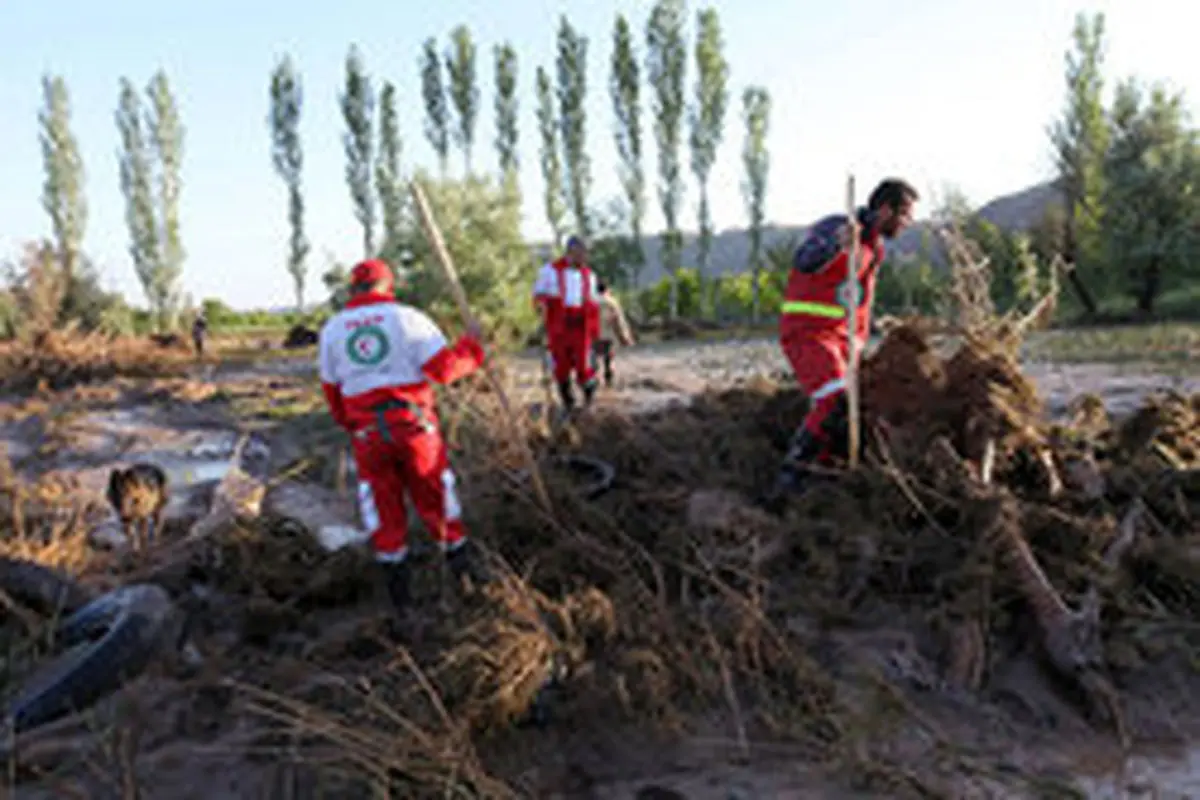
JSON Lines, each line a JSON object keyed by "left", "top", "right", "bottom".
{"left": 532, "top": 257, "right": 601, "bottom": 340}
{"left": 318, "top": 292, "right": 484, "bottom": 431}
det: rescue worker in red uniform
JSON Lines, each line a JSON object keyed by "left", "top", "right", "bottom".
{"left": 533, "top": 236, "right": 602, "bottom": 412}
{"left": 766, "top": 178, "right": 919, "bottom": 509}
{"left": 318, "top": 259, "right": 492, "bottom": 616}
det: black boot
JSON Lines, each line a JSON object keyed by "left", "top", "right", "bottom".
{"left": 761, "top": 427, "right": 825, "bottom": 514}
{"left": 557, "top": 380, "right": 576, "bottom": 413}
{"left": 582, "top": 378, "right": 597, "bottom": 407}
{"left": 447, "top": 540, "right": 492, "bottom": 589}
{"left": 381, "top": 561, "right": 411, "bottom": 614}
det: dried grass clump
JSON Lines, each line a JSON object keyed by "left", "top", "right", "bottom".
{"left": 0, "top": 329, "right": 195, "bottom": 394}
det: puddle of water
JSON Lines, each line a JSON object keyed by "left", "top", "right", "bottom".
{"left": 161, "top": 458, "right": 231, "bottom": 487}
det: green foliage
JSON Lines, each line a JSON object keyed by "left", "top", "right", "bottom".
{"left": 404, "top": 173, "right": 538, "bottom": 346}
{"left": 688, "top": 7, "right": 729, "bottom": 294}
{"left": 322, "top": 261, "right": 351, "bottom": 312}
{"left": 535, "top": 66, "right": 566, "bottom": 247}
{"left": 376, "top": 81, "right": 405, "bottom": 261}
{"left": 39, "top": 74, "right": 87, "bottom": 311}
{"left": 445, "top": 25, "right": 479, "bottom": 174}
{"left": 609, "top": 14, "right": 646, "bottom": 282}
{"left": 740, "top": 86, "right": 770, "bottom": 320}
{"left": 0, "top": 241, "right": 133, "bottom": 340}
{"left": 269, "top": 55, "right": 310, "bottom": 311}
{"left": 646, "top": 0, "right": 688, "bottom": 317}
{"left": 637, "top": 267, "right": 786, "bottom": 322}
{"left": 873, "top": 255, "right": 946, "bottom": 317}
{"left": 493, "top": 43, "right": 519, "bottom": 177}
{"left": 1048, "top": 11, "right": 1108, "bottom": 307}
{"left": 555, "top": 16, "right": 591, "bottom": 238}
{"left": 1101, "top": 79, "right": 1200, "bottom": 314}
{"left": 340, "top": 46, "right": 376, "bottom": 257}
{"left": 420, "top": 38, "right": 450, "bottom": 177}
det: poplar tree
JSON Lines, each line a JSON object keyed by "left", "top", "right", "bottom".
{"left": 688, "top": 7, "right": 729, "bottom": 308}
{"left": 340, "top": 46, "right": 376, "bottom": 257}
{"left": 376, "top": 80, "right": 404, "bottom": 260}
{"left": 535, "top": 66, "right": 567, "bottom": 248}
{"left": 646, "top": 0, "right": 688, "bottom": 317}
{"left": 269, "top": 55, "right": 310, "bottom": 310}
{"left": 493, "top": 43, "right": 519, "bottom": 178}
{"left": 420, "top": 38, "right": 450, "bottom": 177}
{"left": 556, "top": 15, "right": 591, "bottom": 237}
{"left": 38, "top": 74, "right": 87, "bottom": 317}
{"left": 741, "top": 86, "right": 771, "bottom": 322}
{"left": 446, "top": 25, "right": 479, "bottom": 174}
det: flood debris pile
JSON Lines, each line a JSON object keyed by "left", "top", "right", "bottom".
{"left": 0, "top": 330, "right": 195, "bottom": 394}
{"left": 413, "top": 317, "right": 1200, "bottom": 791}
{"left": 2, "top": 332, "right": 1200, "bottom": 794}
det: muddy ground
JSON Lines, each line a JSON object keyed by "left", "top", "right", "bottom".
{"left": 2, "top": 337, "right": 1200, "bottom": 799}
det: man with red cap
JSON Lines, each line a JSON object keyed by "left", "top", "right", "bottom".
{"left": 765, "top": 178, "right": 919, "bottom": 510}
{"left": 318, "top": 258, "right": 491, "bottom": 617}
{"left": 532, "top": 236, "right": 602, "bottom": 412}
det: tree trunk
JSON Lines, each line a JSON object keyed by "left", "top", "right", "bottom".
{"left": 1136, "top": 256, "right": 1161, "bottom": 315}
{"left": 1062, "top": 215, "right": 1098, "bottom": 314}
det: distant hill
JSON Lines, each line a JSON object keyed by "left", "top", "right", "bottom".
{"left": 621, "top": 180, "right": 1060, "bottom": 287}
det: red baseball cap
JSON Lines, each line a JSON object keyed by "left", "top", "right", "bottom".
{"left": 350, "top": 259, "right": 392, "bottom": 287}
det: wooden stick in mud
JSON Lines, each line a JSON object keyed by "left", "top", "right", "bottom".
{"left": 843, "top": 175, "right": 862, "bottom": 469}
{"left": 408, "top": 179, "right": 552, "bottom": 513}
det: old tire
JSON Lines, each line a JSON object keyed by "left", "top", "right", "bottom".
{"left": 0, "top": 556, "right": 94, "bottom": 617}
{"left": 3, "top": 584, "right": 173, "bottom": 733}
{"left": 516, "top": 455, "right": 616, "bottom": 500}
{"left": 556, "top": 455, "right": 616, "bottom": 500}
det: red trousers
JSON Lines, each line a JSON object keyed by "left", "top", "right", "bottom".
{"left": 351, "top": 414, "right": 466, "bottom": 562}
{"left": 781, "top": 330, "right": 857, "bottom": 461}
{"left": 548, "top": 324, "right": 596, "bottom": 386}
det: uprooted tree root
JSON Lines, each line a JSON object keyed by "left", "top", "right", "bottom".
{"left": 5, "top": 320, "right": 1200, "bottom": 797}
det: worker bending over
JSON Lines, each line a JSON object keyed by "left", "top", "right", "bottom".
{"left": 766, "top": 178, "right": 919, "bottom": 509}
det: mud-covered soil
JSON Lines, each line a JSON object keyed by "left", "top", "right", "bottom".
{"left": 3, "top": 338, "right": 1200, "bottom": 799}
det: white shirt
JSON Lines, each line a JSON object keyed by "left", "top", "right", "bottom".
{"left": 532, "top": 262, "right": 597, "bottom": 308}
{"left": 318, "top": 301, "right": 447, "bottom": 397}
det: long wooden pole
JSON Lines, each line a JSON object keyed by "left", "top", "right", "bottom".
{"left": 843, "top": 175, "right": 862, "bottom": 469}
{"left": 408, "top": 180, "right": 552, "bottom": 512}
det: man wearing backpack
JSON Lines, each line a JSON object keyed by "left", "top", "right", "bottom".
{"left": 765, "top": 178, "right": 919, "bottom": 510}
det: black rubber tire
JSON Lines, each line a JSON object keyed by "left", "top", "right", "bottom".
{"left": 3, "top": 584, "right": 173, "bottom": 733}
{"left": 553, "top": 455, "right": 616, "bottom": 500}
{"left": 0, "top": 556, "right": 94, "bottom": 618}
{"left": 516, "top": 455, "right": 616, "bottom": 501}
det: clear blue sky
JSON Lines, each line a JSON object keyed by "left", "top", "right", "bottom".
{"left": 0, "top": 1, "right": 1194, "bottom": 310}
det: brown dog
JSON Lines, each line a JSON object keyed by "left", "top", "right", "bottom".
{"left": 107, "top": 463, "right": 169, "bottom": 552}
